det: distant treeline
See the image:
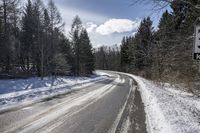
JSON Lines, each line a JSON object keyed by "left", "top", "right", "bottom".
{"left": 96, "top": 1, "right": 200, "bottom": 92}
{"left": 0, "top": 0, "right": 94, "bottom": 79}
{"left": 95, "top": 45, "right": 121, "bottom": 71}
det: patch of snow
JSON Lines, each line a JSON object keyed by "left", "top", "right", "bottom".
{"left": 132, "top": 76, "right": 173, "bottom": 133}
{"left": 128, "top": 74, "right": 200, "bottom": 133}
{"left": 94, "top": 70, "right": 113, "bottom": 77}
{"left": 0, "top": 73, "right": 112, "bottom": 109}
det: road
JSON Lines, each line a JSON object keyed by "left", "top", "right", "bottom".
{"left": 0, "top": 72, "right": 147, "bottom": 133}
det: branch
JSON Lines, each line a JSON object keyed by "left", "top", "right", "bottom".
{"left": 131, "top": 0, "right": 200, "bottom": 10}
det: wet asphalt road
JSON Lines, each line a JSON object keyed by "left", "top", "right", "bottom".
{"left": 0, "top": 72, "right": 147, "bottom": 133}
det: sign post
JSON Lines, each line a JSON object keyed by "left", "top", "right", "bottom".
{"left": 193, "top": 26, "right": 200, "bottom": 60}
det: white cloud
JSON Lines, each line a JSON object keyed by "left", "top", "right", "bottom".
{"left": 54, "top": 2, "right": 141, "bottom": 47}
{"left": 56, "top": 5, "right": 108, "bottom": 36}
{"left": 86, "top": 22, "right": 97, "bottom": 33}
{"left": 95, "top": 19, "right": 140, "bottom": 35}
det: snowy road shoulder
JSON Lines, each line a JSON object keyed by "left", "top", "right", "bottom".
{"left": 129, "top": 75, "right": 200, "bottom": 133}
{"left": 0, "top": 71, "right": 114, "bottom": 111}
{"left": 103, "top": 71, "right": 200, "bottom": 133}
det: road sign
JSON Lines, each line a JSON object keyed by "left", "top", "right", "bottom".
{"left": 193, "top": 26, "right": 200, "bottom": 60}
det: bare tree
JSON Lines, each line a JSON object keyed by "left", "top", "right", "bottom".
{"left": 133, "top": 0, "right": 200, "bottom": 11}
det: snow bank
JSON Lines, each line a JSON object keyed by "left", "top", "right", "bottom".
{"left": 128, "top": 74, "right": 200, "bottom": 133}
{"left": 131, "top": 76, "right": 174, "bottom": 133}
{"left": 105, "top": 70, "right": 200, "bottom": 133}
{"left": 0, "top": 73, "right": 112, "bottom": 110}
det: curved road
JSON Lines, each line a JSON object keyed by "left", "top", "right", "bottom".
{"left": 0, "top": 72, "right": 147, "bottom": 133}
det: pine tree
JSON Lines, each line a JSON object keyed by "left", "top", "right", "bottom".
{"left": 1, "top": 0, "right": 9, "bottom": 73}
{"left": 1, "top": 0, "right": 19, "bottom": 74}
{"left": 51, "top": 53, "right": 70, "bottom": 76}
{"left": 10, "top": 0, "right": 20, "bottom": 74}
{"left": 0, "top": 5, "right": 3, "bottom": 72}
{"left": 59, "top": 34, "right": 73, "bottom": 74}
{"left": 120, "top": 37, "right": 132, "bottom": 72}
{"left": 167, "top": 0, "right": 200, "bottom": 82}
{"left": 32, "top": 0, "right": 45, "bottom": 78}
{"left": 70, "top": 16, "right": 95, "bottom": 76}
{"left": 70, "top": 16, "right": 82, "bottom": 76}
{"left": 79, "top": 29, "right": 94, "bottom": 75}
{"left": 152, "top": 10, "right": 175, "bottom": 79}
{"left": 48, "top": 0, "right": 63, "bottom": 76}
{"left": 134, "top": 17, "right": 154, "bottom": 72}
{"left": 21, "top": 0, "right": 34, "bottom": 72}
{"left": 42, "top": 8, "right": 51, "bottom": 77}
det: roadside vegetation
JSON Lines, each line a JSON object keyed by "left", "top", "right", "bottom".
{"left": 0, "top": 0, "right": 95, "bottom": 79}
{"left": 95, "top": 0, "right": 200, "bottom": 95}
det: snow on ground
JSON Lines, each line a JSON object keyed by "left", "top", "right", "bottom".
{"left": 94, "top": 71, "right": 113, "bottom": 77}
{"left": 13, "top": 76, "right": 123, "bottom": 133}
{"left": 0, "top": 72, "right": 112, "bottom": 110}
{"left": 130, "top": 75, "right": 200, "bottom": 133}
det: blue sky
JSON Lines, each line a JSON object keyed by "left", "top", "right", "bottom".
{"left": 53, "top": 0, "right": 166, "bottom": 47}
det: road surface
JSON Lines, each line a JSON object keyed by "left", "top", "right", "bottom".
{"left": 0, "top": 72, "right": 147, "bottom": 133}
